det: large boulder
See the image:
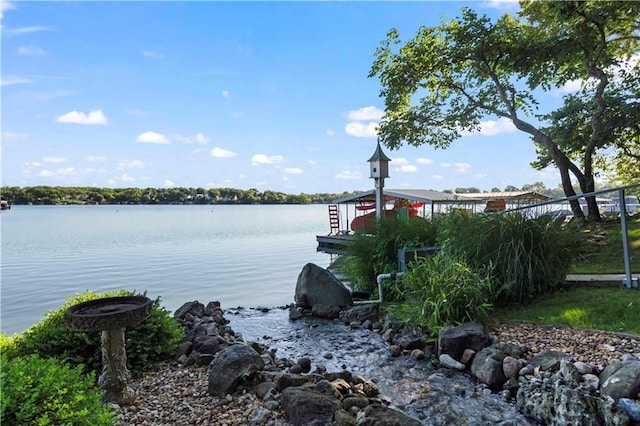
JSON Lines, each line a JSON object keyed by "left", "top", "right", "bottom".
{"left": 294, "top": 263, "right": 353, "bottom": 309}
{"left": 438, "top": 322, "right": 490, "bottom": 361}
{"left": 207, "top": 344, "right": 264, "bottom": 397}
{"left": 600, "top": 360, "right": 640, "bottom": 400}
{"left": 517, "top": 360, "right": 629, "bottom": 425}
{"left": 280, "top": 387, "right": 342, "bottom": 425}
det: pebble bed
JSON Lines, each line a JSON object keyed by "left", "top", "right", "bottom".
{"left": 112, "top": 322, "right": 640, "bottom": 425}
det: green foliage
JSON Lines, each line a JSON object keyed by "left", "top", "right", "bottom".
{"left": 0, "top": 354, "right": 114, "bottom": 425}
{"left": 391, "top": 253, "right": 494, "bottom": 335}
{"left": 6, "top": 290, "right": 183, "bottom": 377}
{"left": 437, "top": 211, "right": 583, "bottom": 303}
{"left": 342, "top": 216, "right": 437, "bottom": 294}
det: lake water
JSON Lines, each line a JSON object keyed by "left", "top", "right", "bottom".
{"left": 0, "top": 204, "right": 333, "bottom": 335}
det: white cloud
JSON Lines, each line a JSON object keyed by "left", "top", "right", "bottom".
{"left": 251, "top": 154, "right": 283, "bottom": 165}
{"left": 222, "top": 90, "right": 230, "bottom": 98}
{"left": 136, "top": 131, "right": 169, "bottom": 144}
{"left": 116, "top": 160, "right": 144, "bottom": 170}
{"left": 391, "top": 157, "right": 409, "bottom": 166}
{"left": 346, "top": 106, "right": 384, "bottom": 121}
{"left": 455, "top": 162, "right": 472, "bottom": 173}
{"left": 141, "top": 50, "right": 164, "bottom": 59}
{"left": 284, "top": 167, "right": 303, "bottom": 174}
{"left": 4, "top": 26, "right": 52, "bottom": 36}
{"left": 85, "top": 168, "right": 96, "bottom": 173}
{"left": 558, "top": 79, "right": 584, "bottom": 94}
{"left": 417, "top": 157, "right": 433, "bottom": 165}
{"left": 56, "top": 167, "right": 75, "bottom": 175}
{"left": 308, "top": 160, "right": 317, "bottom": 166}
{"left": 326, "top": 129, "right": 335, "bottom": 136}
{"left": 210, "top": 147, "right": 237, "bottom": 158}
{"left": 120, "top": 174, "right": 135, "bottom": 182}
{"left": 441, "top": 163, "right": 451, "bottom": 168}
{"left": 18, "top": 45, "right": 44, "bottom": 55}
{"left": 43, "top": 156, "right": 66, "bottom": 163}
{"left": 432, "top": 174, "right": 444, "bottom": 180}
{"left": 172, "top": 133, "right": 210, "bottom": 144}
{"left": 399, "top": 165, "right": 418, "bottom": 173}
{"left": 57, "top": 109, "right": 108, "bottom": 126}
{"left": 86, "top": 155, "right": 107, "bottom": 162}
{"left": 164, "top": 180, "right": 175, "bottom": 187}
{"left": 2, "top": 132, "right": 29, "bottom": 140}
{"left": 481, "top": 0, "right": 519, "bottom": 10}
{"left": 335, "top": 170, "right": 361, "bottom": 180}
{"left": 25, "top": 161, "right": 41, "bottom": 167}
{"left": 1, "top": 75, "right": 33, "bottom": 86}
{"left": 462, "top": 117, "right": 516, "bottom": 136}
{"left": 345, "top": 121, "right": 378, "bottom": 138}
{"left": 1, "top": 0, "right": 15, "bottom": 17}
{"left": 39, "top": 170, "right": 55, "bottom": 177}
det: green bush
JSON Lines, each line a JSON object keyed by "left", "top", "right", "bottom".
{"left": 6, "top": 290, "right": 183, "bottom": 377}
{"left": 342, "top": 215, "right": 438, "bottom": 294}
{"left": 0, "top": 354, "right": 114, "bottom": 425}
{"left": 392, "top": 252, "right": 494, "bottom": 334}
{"left": 437, "top": 211, "right": 583, "bottom": 304}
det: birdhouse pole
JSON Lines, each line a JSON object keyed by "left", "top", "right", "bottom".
{"left": 368, "top": 139, "right": 391, "bottom": 220}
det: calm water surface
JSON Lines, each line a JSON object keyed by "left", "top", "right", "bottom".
{"left": 1, "top": 204, "right": 332, "bottom": 335}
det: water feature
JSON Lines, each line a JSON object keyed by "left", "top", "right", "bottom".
{"left": 229, "top": 308, "right": 538, "bottom": 425}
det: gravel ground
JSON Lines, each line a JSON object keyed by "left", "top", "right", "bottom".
{"left": 112, "top": 323, "right": 640, "bottom": 425}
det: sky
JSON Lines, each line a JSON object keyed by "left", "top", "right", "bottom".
{"left": 1, "top": 0, "right": 573, "bottom": 194}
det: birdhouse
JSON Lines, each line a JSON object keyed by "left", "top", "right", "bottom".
{"left": 368, "top": 140, "right": 391, "bottom": 179}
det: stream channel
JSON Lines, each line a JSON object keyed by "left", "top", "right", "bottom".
{"left": 227, "top": 307, "right": 539, "bottom": 426}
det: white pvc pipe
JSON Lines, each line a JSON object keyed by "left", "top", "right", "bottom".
{"left": 354, "top": 272, "right": 404, "bottom": 304}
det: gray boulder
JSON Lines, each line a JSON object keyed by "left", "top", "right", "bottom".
{"left": 600, "top": 360, "right": 640, "bottom": 400}
{"left": 312, "top": 304, "right": 342, "bottom": 319}
{"left": 339, "top": 304, "right": 378, "bottom": 324}
{"left": 470, "top": 346, "right": 506, "bottom": 387}
{"left": 280, "top": 387, "right": 342, "bottom": 426}
{"left": 438, "top": 322, "right": 490, "bottom": 361}
{"left": 517, "top": 360, "right": 629, "bottom": 425}
{"left": 294, "top": 263, "right": 353, "bottom": 309}
{"left": 529, "top": 350, "right": 571, "bottom": 372}
{"left": 207, "top": 344, "right": 264, "bottom": 397}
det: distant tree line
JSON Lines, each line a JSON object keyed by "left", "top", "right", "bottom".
{"left": 0, "top": 182, "right": 581, "bottom": 206}
{"left": 0, "top": 186, "right": 360, "bottom": 205}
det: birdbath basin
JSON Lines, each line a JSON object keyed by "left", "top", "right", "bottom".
{"left": 65, "top": 296, "right": 152, "bottom": 404}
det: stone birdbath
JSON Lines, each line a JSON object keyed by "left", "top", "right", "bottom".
{"left": 65, "top": 296, "right": 152, "bottom": 404}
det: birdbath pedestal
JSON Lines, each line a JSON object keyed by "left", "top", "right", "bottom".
{"left": 65, "top": 296, "right": 152, "bottom": 404}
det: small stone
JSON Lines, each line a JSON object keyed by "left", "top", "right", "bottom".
{"left": 389, "top": 345, "right": 402, "bottom": 357}
{"left": 439, "top": 354, "right": 465, "bottom": 371}
{"left": 411, "top": 349, "right": 425, "bottom": 360}
{"left": 617, "top": 398, "right": 640, "bottom": 422}
{"left": 322, "top": 352, "right": 333, "bottom": 359}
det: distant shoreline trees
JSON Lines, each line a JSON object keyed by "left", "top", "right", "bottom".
{"left": 0, "top": 182, "right": 601, "bottom": 206}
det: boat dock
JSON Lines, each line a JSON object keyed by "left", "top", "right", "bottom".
{"left": 316, "top": 234, "right": 353, "bottom": 254}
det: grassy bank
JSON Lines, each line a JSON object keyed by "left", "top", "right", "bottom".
{"left": 491, "top": 286, "right": 640, "bottom": 335}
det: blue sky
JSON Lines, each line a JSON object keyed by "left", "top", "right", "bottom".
{"left": 2, "top": 0, "right": 569, "bottom": 194}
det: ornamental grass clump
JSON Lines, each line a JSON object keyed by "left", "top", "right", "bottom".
{"left": 0, "top": 354, "right": 115, "bottom": 425}
{"left": 392, "top": 252, "right": 494, "bottom": 335}
{"left": 3, "top": 289, "right": 183, "bottom": 377}
{"left": 436, "top": 211, "right": 583, "bottom": 304}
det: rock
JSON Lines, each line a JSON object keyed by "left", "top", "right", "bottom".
{"left": 289, "top": 307, "right": 304, "bottom": 321}
{"left": 294, "top": 263, "right": 353, "bottom": 309}
{"left": 343, "top": 396, "right": 369, "bottom": 411}
{"left": 207, "top": 344, "right": 264, "bottom": 397}
{"left": 502, "top": 356, "right": 520, "bottom": 379}
{"left": 274, "top": 372, "right": 313, "bottom": 391}
{"left": 289, "top": 364, "right": 304, "bottom": 374}
{"left": 439, "top": 354, "right": 465, "bottom": 371}
{"left": 617, "top": 398, "right": 640, "bottom": 422}
{"left": 360, "top": 405, "right": 422, "bottom": 426}
{"left": 393, "top": 324, "right": 428, "bottom": 350}
{"left": 253, "top": 381, "right": 276, "bottom": 400}
{"left": 438, "top": 322, "right": 490, "bottom": 361}
{"left": 174, "top": 301, "right": 205, "bottom": 321}
{"left": 516, "top": 359, "right": 629, "bottom": 425}
{"left": 410, "top": 349, "right": 425, "bottom": 360}
{"left": 460, "top": 348, "right": 476, "bottom": 365}
{"left": 574, "top": 361, "right": 594, "bottom": 375}
{"left": 471, "top": 346, "right": 506, "bottom": 387}
{"left": 298, "top": 357, "right": 312, "bottom": 373}
{"left": 389, "top": 345, "right": 402, "bottom": 357}
{"left": 582, "top": 374, "right": 600, "bottom": 392}
{"left": 315, "top": 379, "right": 343, "bottom": 399}
{"left": 529, "top": 350, "right": 570, "bottom": 372}
{"left": 280, "top": 387, "right": 342, "bottom": 426}
{"left": 331, "top": 378, "right": 351, "bottom": 395}
{"left": 339, "top": 304, "right": 379, "bottom": 324}
{"left": 248, "top": 406, "right": 272, "bottom": 425}
{"left": 600, "top": 360, "right": 640, "bottom": 400}
{"left": 334, "top": 409, "right": 357, "bottom": 426}
{"left": 312, "top": 304, "right": 342, "bottom": 319}
{"left": 492, "top": 341, "right": 527, "bottom": 358}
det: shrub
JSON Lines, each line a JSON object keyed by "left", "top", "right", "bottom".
{"left": 342, "top": 215, "right": 438, "bottom": 294}
{"left": 437, "top": 211, "right": 583, "bottom": 304}
{"left": 0, "top": 354, "right": 114, "bottom": 425}
{"left": 8, "top": 290, "right": 183, "bottom": 377}
{"left": 392, "top": 252, "right": 494, "bottom": 335}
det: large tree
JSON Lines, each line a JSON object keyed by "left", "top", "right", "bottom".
{"left": 370, "top": 1, "right": 640, "bottom": 220}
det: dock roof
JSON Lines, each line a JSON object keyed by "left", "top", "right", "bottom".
{"left": 332, "top": 189, "right": 553, "bottom": 205}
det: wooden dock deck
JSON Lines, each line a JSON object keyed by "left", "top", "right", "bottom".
{"left": 316, "top": 234, "right": 354, "bottom": 254}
